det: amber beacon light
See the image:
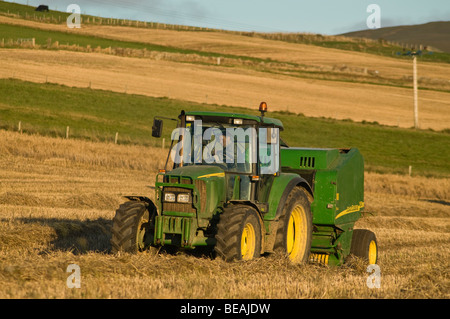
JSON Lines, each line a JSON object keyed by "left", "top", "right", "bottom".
{"left": 259, "top": 101, "right": 268, "bottom": 117}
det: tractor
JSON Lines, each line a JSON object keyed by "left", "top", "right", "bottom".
{"left": 111, "top": 102, "right": 378, "bottom": 266}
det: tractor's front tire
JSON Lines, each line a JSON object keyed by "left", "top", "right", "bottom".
{"left": 111, "top": 201, "right": 155, "bottom": 253}
{"left": 274, "top": 187, "right": 313, "bottom": 264}
{"left": 215, "top": 205, "right": 262, "bottom": 262}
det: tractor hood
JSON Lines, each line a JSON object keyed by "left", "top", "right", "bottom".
{"left": 167, "top": 165, "right": 225, "bottom": 180}
{"left": 158, "top": 165, "right": 226, "bottom": 220}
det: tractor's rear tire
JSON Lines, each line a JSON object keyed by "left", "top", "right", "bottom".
{"left": 350, "top": 229, "right": 378, "bottom": 264}
{"left": 214, "top": 205, "right": 262, "bottom": 262}
{"left": 111, "top": 201, "right": 155, "bottom": 253}
{"left": 274, "top": 187, "right": 313, "bottom": 264}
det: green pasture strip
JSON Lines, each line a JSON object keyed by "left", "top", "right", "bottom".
{"left": 0, "top": 78, "right": 448, "bottom": 177}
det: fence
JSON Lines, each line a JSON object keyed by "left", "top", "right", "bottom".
{"left": 10, "top": 120, "right": 167, "bottom": 148}
{"left": 0, "top": 10, "right": 222, "bottom": 32}
{"left": 2, "top": 10, "right": 439, "bottom": 51}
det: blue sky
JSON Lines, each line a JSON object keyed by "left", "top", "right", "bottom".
{"left": 10, "top": 0, "right": 450, "bottom": 34}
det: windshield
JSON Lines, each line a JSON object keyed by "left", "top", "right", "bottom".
{"left": 172, "top": 121, "right": 257, "bottom": 174}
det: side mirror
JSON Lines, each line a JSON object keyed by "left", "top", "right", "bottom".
{"left": 152, "top": 119, "right": 163, "bottom": 138}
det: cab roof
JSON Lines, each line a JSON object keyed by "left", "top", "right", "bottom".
{"left": 184, "top": 111, "right": 284, "bottom": 130}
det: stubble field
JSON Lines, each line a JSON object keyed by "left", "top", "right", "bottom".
{"left": 1, "top": 130, "right": 448, "bottom": 298}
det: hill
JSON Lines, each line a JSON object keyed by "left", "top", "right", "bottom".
{"left": 2, "top": 1, "right": 450, "bottom": 63}
{"left": 1, "top": 14, "right": 450, "bottom": 131}
{"left": 0, "top": 2, "right": 449, "bottom": 142}
{"left": 340, "top": 21, "right": 450, "bottom": 53}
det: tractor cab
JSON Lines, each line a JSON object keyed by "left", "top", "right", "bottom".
{"left": 153, "top": 103, "right": 285, "bottom": 204}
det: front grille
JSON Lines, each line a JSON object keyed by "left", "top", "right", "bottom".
{"left": 163, "top": 202, "right": 196, "bottom": 214}
{"left": 163, "top": 187, "right": 195, "bottom": 214}
{"left": 164, "top": 176, "right": 193, "bottom": 184}
{"left": 195, "top": 179, "right": 207, "bottom": 213}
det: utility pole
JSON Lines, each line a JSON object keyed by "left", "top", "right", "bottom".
{"left": 413, "top": 54, "right": 419, "bottom": 129}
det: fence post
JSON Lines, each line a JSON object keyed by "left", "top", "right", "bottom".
{"left": 66, "top": 126, "right": 70, "bottom": 139}
{"left": 115, "top": 132, "right": 119, "bottom": 144}
{"left": 413, "top": 55, "right": 419, "bottom": 129}
{"left": 18, "top": 121, "right": 22, "bottom": 134}
{"left": 162, "top": 138, "right": 165, "bottom": 149}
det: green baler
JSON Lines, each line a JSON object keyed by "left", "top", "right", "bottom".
{"left": 111, "top": 103, "right": 377, "bottom": 266}
{"left": 281, "top": 147, "right": 366, "bottom": 265}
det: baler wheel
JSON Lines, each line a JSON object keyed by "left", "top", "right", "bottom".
{"left": 350, "top": 229, "right": 378, "bottom": 265}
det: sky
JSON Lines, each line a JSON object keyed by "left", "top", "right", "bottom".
{"left": 9, "top": 0, "right": 450, "bottom": 34}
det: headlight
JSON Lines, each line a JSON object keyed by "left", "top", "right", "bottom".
{"left": 177, "top": 193, "right": 190, "bottom": 203}
{"left": 164, "top": 192, "right": 176, "bottom": 202}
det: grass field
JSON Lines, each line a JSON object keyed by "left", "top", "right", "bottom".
{"left": 1, "top": 78, "right": 449, "bottom": 178}
{"left": 0, "top": 130, "right": 448, "bottom": 298}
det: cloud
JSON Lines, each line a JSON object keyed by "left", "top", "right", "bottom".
{"left": 178, "top": 1, "right": 209, "bottom": 20}
{"left": 103, "top": 0, "right": 211, "bottom": 25}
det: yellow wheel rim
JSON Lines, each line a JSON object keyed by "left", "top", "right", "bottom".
{"left": 241, "top": 223, "right": 256, "bottom": 260}
{"left": 137, "top": 216, "right": 149, "bottom": 251}
{"left": 368, "top": 240, "right": 377, "bottom": 264}
{"left": 286, "top": 205, "right": 307, "bottom": 263}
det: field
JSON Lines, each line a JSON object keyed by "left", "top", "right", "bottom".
{"left": 0, "top": 130, "right": 449, "bottom": 298}
{"left": 1, "top": 2, "right": 449, "bottom": 300}
{"left": 1, "top": 13, "right": 450, "bottom": 131}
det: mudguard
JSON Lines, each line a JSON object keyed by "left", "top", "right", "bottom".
{"left": 265, "top": 173, "right": 313, "bottom": 222}
{"left": 123, "top": 196, "right": 157, "bottom": 214}
{"left": 263, "top": 173, "right": 313, "bottom": 253}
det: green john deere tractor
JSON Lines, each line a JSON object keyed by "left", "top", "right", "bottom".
{"left": 111, "top": 103, "right": 378, "bottom": 266}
